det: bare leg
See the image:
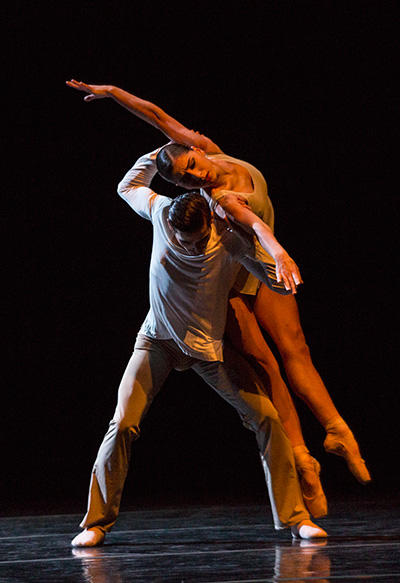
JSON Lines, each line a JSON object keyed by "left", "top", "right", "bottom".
{"left": 254, "top": 283, "right": 371, "bottom": 484}
{"left": 227, "top": 293, "right": 305, "bottom": 446}
{"left": 226, "top": 292, "right": 327, "bottom": 518}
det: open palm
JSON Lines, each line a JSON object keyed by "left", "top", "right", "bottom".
{"left": 66, "top": 79, "right": 110, "bottom": 101}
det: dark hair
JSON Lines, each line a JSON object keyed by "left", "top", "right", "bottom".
{"left": 168, "top": 192, "right": 211, "bottom": 232}
{"left": 156, "top": 143, "right": 191, "bottom": 183}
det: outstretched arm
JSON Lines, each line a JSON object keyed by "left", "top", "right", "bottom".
{"left": 117, "top": 148, "right": 167, "bottom": 220}
{"left": 66, "top": 80, "right": 222, "bottom": 154}
{"left": 219, "top": 194, "right": 302, "bottom": 294}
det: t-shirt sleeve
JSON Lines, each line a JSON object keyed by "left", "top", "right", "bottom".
{"left": 117, "top": 149, "right": 170, "bottom": 221}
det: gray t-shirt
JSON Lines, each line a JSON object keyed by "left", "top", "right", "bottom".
{"left": 117, "top": 151, "right": 285, "bottom": 361}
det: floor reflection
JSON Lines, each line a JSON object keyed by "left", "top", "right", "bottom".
{"left": 72, "top": 547, "right": 123, "bottom": 583}
{"left": 72, "top": 548, "right": 123, "bottom": 583}
{"left": 3, "top": 501, "right": 398, "bottom": 582}
{"left": 72, "top": 539, "right": 331, "bottom": 583}
{"left": 274, "top": 540, "right": 330, "bottom": 582}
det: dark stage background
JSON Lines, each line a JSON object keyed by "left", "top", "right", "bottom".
{"left": 4, "top": 2, "right": 398, "bottom": 517}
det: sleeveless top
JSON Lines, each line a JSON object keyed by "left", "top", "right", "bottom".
{"left": 201, "top": 153, "right": 275, "bottom": 295}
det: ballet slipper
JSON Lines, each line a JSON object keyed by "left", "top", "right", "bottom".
{"left": 71, "top": 527, "right": 105, "bottom": 547}
{"left": 293, "top": 446, "right": 328, "bottom": 518}
{"left": 324, "top": 418, "right": 371, "bottom": 484}
{"left": 291, "top": 520, "right": 328, "bottom": 540}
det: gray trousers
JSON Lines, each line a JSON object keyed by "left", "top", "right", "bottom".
{"left": 80, "top": 334, "right": 309, "bottom": 532}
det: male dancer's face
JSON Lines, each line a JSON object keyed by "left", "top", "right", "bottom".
{"left": 171, "top": 150, "right": 217, "bottom": 190}
{"left": 170, "top": 218, "right": 211, "bottom": 256}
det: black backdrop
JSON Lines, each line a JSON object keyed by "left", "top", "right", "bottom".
{"left": 4, "top": 1, "right": 398, "bottom": 516}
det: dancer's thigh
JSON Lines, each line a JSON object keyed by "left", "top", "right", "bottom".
{"left": 227, "top": 292, "right": 281, "bottom": 367}
{"left": 254, "top": 283, "right": 305, "bottom": 346}
{"left": 113, "top": 335, "right": 174, "bottom": 429}
{"left": 192, "top": 343, "right": 279, "bottom": 431}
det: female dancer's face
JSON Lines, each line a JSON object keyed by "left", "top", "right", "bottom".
{"left": 172, "top": 150, "right": 218, "bottom": 190}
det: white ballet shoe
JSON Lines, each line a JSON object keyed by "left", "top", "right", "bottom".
{"left": 71, "top": 527, "right": 105, "bottom": 547}
{"left": 291, "top": 520, "right": 328, "bottom": 540}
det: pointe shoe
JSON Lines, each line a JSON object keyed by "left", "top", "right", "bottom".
{"left": 291, "top": 520, "right": 328, "bottom": 540}
{"left": 324, "top": 423, "right": 371, "bottom": 484}
{"left": 71, "top": 527, "right": 105, "bottom": 547}
{"left": 294, "top": 449, "right": 328, "bottom": 518}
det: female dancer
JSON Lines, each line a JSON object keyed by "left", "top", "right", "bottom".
{"left": 67, "top": 80, "right": 371, "bottom": 516}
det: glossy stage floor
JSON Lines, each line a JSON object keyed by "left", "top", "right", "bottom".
{"left": 1, "top": 496, "right": 399, "bottom": 582}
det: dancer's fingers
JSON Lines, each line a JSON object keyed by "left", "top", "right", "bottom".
{"left": 66, "top": 79, "right": 91, "bottom": 93}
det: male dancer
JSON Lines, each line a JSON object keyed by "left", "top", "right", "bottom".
{"left": 71, "top": 149, "right": 327, "bottom": 547}
{"left": 66, "top": 82, "right": 371, "bottom": 504}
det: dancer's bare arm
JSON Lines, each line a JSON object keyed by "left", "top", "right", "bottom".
{"left": 66, "top": 80, "right": 222, "bottom": 154}
{"left": 66, "top": 80, "right": 301, "bottom": 292}
{"left": 220, "top": 194, "right": 302, "bottom": 293}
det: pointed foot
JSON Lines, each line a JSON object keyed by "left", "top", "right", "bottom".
{"left": 324, "top": 426, "right": 371, "bottom": 484}
{"left": 294, "top": 452, "right": 328, "bottom": 518}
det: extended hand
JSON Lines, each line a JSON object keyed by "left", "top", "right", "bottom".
{"left": 275, "top": 253, "right": 303, "bottom": 294}
{"left": 66, "top": 79, "right": 112, "bottom": 101}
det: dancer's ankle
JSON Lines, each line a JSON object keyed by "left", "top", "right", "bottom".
{"left": 324, "top": 416, "right": 348, "bottom": 432}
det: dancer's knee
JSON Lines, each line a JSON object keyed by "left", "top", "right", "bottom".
{"left": 278, "top": 326, "right": 311, "bottom": 364}
{"left": 241, "top": 398, "right": 280, "bottom": 433}
{"left": 255, "top": 416, "right": 289, "bottom": 455}
{"left": 257, "top": 352, "right": 282, "bottom": 379}
{"left": 111, "top": 418, "right": 141, "bottom": 440}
